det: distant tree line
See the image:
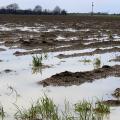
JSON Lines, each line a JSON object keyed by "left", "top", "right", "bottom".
{"left": 0, "top": 3, "right": 67, "bottom": 15}
{"left": 69, "top": 12, "right": 120, "bottom": 16}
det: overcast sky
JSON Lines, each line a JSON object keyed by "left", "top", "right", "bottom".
{"left": 0, "top": 0, "right": 119, "bottom": 13}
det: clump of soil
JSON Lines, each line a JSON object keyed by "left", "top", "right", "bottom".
{"left": 0, "top": 69, "right": 16, "bottom": 74}
{"left": 0, "top": 48, "right": 5, "bottom": 52}
{"left": 103, "top": 100, "right": 120, "bottom": 106}
{"left": 57, "top": 46, "right": 120, "bottom": 59}
{"left": 112, "top": 88, "right": 120, "bottom": 98}
{"left": 4, "top": 69, "right": 14, "bottom": 73}
{"left": 39, "top": 65, "right": 120, "bottom": 87}
{"left": 109, "top": 56, "right": 120, "bottom": 62}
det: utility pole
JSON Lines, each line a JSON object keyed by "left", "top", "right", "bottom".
{"left": 91, "top": 2, "right": 94, "bottom": 16}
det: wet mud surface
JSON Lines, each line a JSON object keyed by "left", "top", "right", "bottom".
{"left": 57, "top": 46, "right": 120, "bottom": 59}
{"left": 0, "top": 15, "right": 120, "bottom": 56}
{"left": 39, "top": 65, "right": 120, "bottom": 86}
{"left": 103, "top": 100, "right": 120, "bottom": 106}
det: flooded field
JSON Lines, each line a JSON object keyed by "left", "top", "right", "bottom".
{"left": 0, "top": 15, "right": 120, "bottom": 120}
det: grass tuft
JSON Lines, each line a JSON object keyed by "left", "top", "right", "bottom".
{"left": 74, "top": 100, "right": 94, "bottom": 120}
{"left": 0, "top": 105, "right": 5, "bottom": 120}
{"left": 79, "top": 59, "right": 91, "bottom": 64}
{"left": 32, "top": 53, "right": 48, "bottom": 68}
{"left": 14, "top": 95, "right": 59, "bottom": 120}
{"left": 108, "top": 31, "right": 114, "bottom": 39}
{"left": 93, "top": 57, "right": 101, "bottom": 69}
{"left": 95, "top": 101, "right": 110, "bottom": 114}
{"left": 32, "top": 55, "right": 43, "bottom": 67}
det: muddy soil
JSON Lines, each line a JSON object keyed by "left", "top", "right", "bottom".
{"left": 0, "top": 15, "right": 120, "bottom": 88}
{"left": 109, "top": 56, "right": 120, "bottom": 62}
{"left": 0, "top": 15, "right": 120, "bottom": 90}
{"left": 1, "top": 15, "right": 120, "bottom": 29}
{"left": 0, "top": 15, "right": 120, "bottom": 55}
{"left": 39, "top": 65, "right": 120, "bottom": 87}
{"left": 57, "top": 47, "right": 120, "bottom": 59}
{"left": 112, "top": 88, "right": 120, "bottom": 98}
{"left": 13, "top": 41, "right": 120, "bottom": 56}
{"left": 102, "top": 100, "right": 120, "bottom": 106}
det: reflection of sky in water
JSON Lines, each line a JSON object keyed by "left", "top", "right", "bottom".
{"left": 0, "top": 24, "right": 46, "bottom": 32}
{"left": 0, "top": 44, "right": 120, "bottom": 120}
{"left": 0, "top": 24, "right": 90, "bottom": 33}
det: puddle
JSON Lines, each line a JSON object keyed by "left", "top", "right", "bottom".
{"left": 54, "top": 48, "right": 95, "bottom": 56}
{"left": 0, "top": 24, "right": 46, "bottom": 32}
{"left": 47, "top": 28, "right": 89, "bottom": 32}
{"left": 64, "top": 28, "right": 79, "bottom": 32}
{"left": 64, "top": 28, "right": 90, "bottom": 32}
{"left": 113, "top": 34, "right": 120, "bottom": 39}
{"left": 56, "top": 36, "right": 66, "bottom": 41}
{"left": 0, "top": 24, "right": 88, "bottom": 33}
{"left": 84, "top": 34, "right": 120, "bottom": 45}
{"left": 56, "top": 36, "right": 79, "bottom": 41}
{"left": 53, "top": 45, "right": 72, "bottom": 49}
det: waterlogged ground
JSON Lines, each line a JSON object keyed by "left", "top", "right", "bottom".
{"left": 0, "top": 15, "right": 120, "bottom": 120}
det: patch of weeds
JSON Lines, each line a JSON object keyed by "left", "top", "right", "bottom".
{"left": 93, "top": 57, "right": 101, "bottom": 69}
{"left": 35, "top": 95, "right": 59, "bottom": 120}
{"left": 0, "top": 104, "right": 5, "bottom": 120}
{"left": 75, "top": 100, "right": 110, "bottom": 120}
{"left": 95, "top": 101, "right": 110, "bottom": 114}
{"left": 32, "top": 53, "right": 49, "bottom": 74}
{"left": 32, "top": 55, "right": 43, "bottom": 67}
{"left": 14, "top": 95, "right": 59, "bottom": 120}
{"left": 32, "top": 52, "right": 48, "bottom": 67}
{"left": 79, "top": 58, "right": 91, "bottom": 64}
{"left": 108, "top": 31, "right": 114, "bottom": 40}
{"left": 14, "top": 95, "right": 110, "bottom": 120}
{"left": 62, "top": 100, "right": 74, "bottom": 120}
{"left": 74, "top": 100, "right": 94, "bottom": 120}
{"left": 14, "top": 103, "right": 38, "bottom": 120}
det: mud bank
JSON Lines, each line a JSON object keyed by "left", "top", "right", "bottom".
{"left": 109, "top": 56, "right": 120, "bottom": 62}
{"left": 57, "top": 47, "right": 120, "bottom": 59}
{"left": 39, "top": 65, "right": 120, "bottom": 87}
{"left": 103, "top": 100, "right": 120, "bottom": 106}
{"left": 13, "top": 41, "right": 120, "bottom": 56}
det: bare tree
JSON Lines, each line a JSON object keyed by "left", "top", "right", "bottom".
{"left": 0, "top": 3, "right": 67, "bottom": 15}
{"left": 53, "top": 6, "right": 61, "bottom": 14}
{"left": 61, "top": 9, "right": 67, "bottom": 15}
{"left": 6, "top": 3, "right": 19, "bottom": 10}
{"left": 34, "top": 5, "right": 42, "bottom": 12}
